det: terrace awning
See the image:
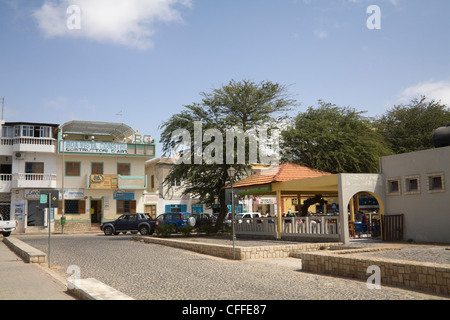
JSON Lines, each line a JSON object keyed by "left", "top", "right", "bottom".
{"left": 60, "top": 120, "right": 135, "bottom": 140}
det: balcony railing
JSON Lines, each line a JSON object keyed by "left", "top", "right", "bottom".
{"left": 12, "top": 173, "right": 57, "bottom": 188}
{"left": 0, "top": 174, "right": 12, "bottom": 193}
{"left": 12, "top": 137, "right": 56, "bottom": 153}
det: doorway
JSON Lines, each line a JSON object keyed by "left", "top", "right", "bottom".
{"left": 90, "top": 200, "right": 102, "bottom": 225}
{"left": 145, "top": 204, "right": 156, "bottom": 219}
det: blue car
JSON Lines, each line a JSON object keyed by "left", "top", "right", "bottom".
{"left": 156, "top": 212, "right": 195, "bottom": 231}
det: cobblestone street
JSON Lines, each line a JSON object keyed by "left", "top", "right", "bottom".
{"left": 17, "top": 234, "right": 449, "bottom": 300}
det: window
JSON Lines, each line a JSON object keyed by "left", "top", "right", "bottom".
{"left": 63, "top": 200, "right": 85, "bottom": 214}
{"left": 91, "top": 162, "right": 103, "bottom": 174}
{"left": 38, "top": 126, "right": 51, "bottom": 138}
{"left": 386, "top": 177, "right": 401, "bottom": 195}
{"left": 427, "top": 173, "right": 445, "bottom": 193}
{"left": 65, "top": 162, "right": 80, "bottom": 176}
{"left": 25, "top": 162, "right": 44, "bottom": 174}
{"left": 405, "top": 176, "right": 420, "bottom": 195}
{"left": 1, "top": 126, "right": 13, "bottom": 138}
{"left": 151, "top": 175, "right": 155, "bottom": 189}
{"left": 171, "top": 178, "right": 181, "bottom": 187}
{"left": 118, "top": 163, "right": 130, "bottom": 176}
{"left": 22, "top": 125, "right": 34, "bottom": 137}
{"left": 117, "top": 200, "right": 136, "bottom": 213}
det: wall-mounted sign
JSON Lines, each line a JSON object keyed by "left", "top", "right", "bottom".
{"left": 114, "top": 191, "right": 135, "bottom": 200}
{"left": 132, "top": 134, "right": 153, "bottom": 144}
{"left": 63, "top": 140, "right": 127, "bottom": 154}
{"left": 89, "top": 174, "right": 118, "bottom": 189}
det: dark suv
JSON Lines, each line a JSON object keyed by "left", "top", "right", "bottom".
{"left": 101, "top": 213, "right": 158, "bottom": 236}
{"left": 156, "top": 212, "right": 194, "bottom": 231}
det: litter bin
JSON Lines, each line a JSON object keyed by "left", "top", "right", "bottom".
{"left": 60, "top": 216, "right": 66, "bottom": 226}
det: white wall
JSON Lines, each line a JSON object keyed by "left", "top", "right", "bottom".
{"left": 381, "top": 146, "right": 450, "bottom": 243}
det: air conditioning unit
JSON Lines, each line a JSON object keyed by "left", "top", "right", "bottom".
{"left": 14, "top": 152, "right": 24, "bottom": 160}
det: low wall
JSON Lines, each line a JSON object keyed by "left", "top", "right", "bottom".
{"left": 3, "top": 237, "right": 47, "bottom": 264}
{"left": 54, "top": 221, "right": 91, "bottom": 233}
{"left": 133, "top": 235, "right": 342, "bottom": 260}
{"left": 296, "top": 250, "right": 450, "bottom": 296}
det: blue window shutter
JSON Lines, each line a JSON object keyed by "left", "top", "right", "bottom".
{"left": 165, "top": 205, "right": 171, "bottom": 213}
{"left": 180, "top": 204, "right": 187, "bottom": 212}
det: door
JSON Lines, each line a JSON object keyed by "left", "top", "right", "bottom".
{"left": 27, "top": 200, "right": 45, "bottom": 226}
{"left": 90, "top": 200, "right": 102, "bottom": 223}
{"left": 145, "top": 205, "right": 156, "bottom": 219}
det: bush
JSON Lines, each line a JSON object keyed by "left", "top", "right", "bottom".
{"left": 179, "top": 225, "right": 194, "bottom": 237}
{"left": 196, "top": 223, "right": 216, "bottom": 235}
{"left": 156, "top": 224, "right": 176, "bottom": 237}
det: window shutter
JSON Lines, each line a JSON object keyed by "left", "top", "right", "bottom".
{"left": 180, "top": 204, "right": 187, "bottom": 212}
{"left": 130, "top": 200, "right": 136, "bottom": 213}
{"left": 165, "top": 205, "right": 171, "bottom": 213}
{"left": 78, "top": 200, "right": 86, "bottom": 214}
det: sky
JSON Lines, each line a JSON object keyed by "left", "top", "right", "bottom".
{"left": 1, "top": 0, "right": 450, "bottom": 157}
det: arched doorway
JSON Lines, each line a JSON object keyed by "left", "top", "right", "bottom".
{"left": 347, "top": 191, "right": 384, "bottom": 240}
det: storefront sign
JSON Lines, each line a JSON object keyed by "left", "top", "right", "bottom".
{"left": 24, "top": 189, "right": 41, "bottom": 199}
{"left": 114, "top": 191, "right": 135, "bottom": 200}
{"left": 58, "top": 189, "right": 84, "bottom": 200}
{"left": 63, "top": 140, "right": 127, "bottom": 154}
{"left": 89, "top": 175, "right": 118, "bottom": 189}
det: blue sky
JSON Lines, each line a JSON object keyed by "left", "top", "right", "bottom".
{"left": 1, "top": 0, "right": 450, "bottom": 156}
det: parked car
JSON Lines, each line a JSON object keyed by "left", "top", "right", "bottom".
{"left": 101, "top": 213, "right": 158, "bottom": 236}
{"left": 191, "top": 213, "right": 216, "bottom": 226}
{"left": 0, "top": 215, "right": 17, "bottom": 237}
{"left": 156, "top": 212, "right": 195, "bottom": 231}
{"left": 235, "top": 212, "right": 262, "bottom": 223}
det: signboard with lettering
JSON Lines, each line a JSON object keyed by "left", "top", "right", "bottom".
{"left": 89, "top": 174, "right": 118, "bottom": 189}
{"left": 63, "top": 140, "right": 127, "bottom": 154}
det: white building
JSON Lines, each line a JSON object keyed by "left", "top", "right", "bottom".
{"left": 0, "top": 120, "right": 156, "bottom": 233}
{"left": 0, "top": 121, "right": 59, "bottom": 233}
{"left": 145, "top": 158, "right": 213, "bottom": 217}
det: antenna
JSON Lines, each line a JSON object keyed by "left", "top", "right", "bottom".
{"left": 1, "top": 97, "right": 4, "bottom": 121}
{"left": 116, "top": 110, "right": 123, "bottom": 123}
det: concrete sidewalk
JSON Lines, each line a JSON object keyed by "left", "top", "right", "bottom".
{"left": 0, "top": 239, "right": 76, "bottom": 300}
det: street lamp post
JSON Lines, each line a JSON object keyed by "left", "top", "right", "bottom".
{"left": 227, "top": 167, "right": 236, "bottom": 260}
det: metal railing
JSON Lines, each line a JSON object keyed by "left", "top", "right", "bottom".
{"left": 234, "top": 215, "right": 340, "bottom": 240}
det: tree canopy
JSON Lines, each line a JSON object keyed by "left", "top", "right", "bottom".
{"left": 376, "top": 96, "right": 450, "bottom": 154}
{"left": 281, "top": 100, "right": 392, "bottom": 174}
{"left": 159, "top": 79, "right": 296, "bottom": 227}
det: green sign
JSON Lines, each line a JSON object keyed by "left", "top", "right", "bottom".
{"left": 40, "top": 194, "right": 48, "bottom": 204}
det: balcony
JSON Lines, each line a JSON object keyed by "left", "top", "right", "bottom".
{"left": 0, "top": 174, "right": 12, "bottom": 193}
{"left": 13, "top": 137, "right": 56, "bottom": 153}
{"left": 87, "top": 174, "right": 147, "bottom": 190}
{"left": 12, "top": 173, "right": 57, "bottom": 189}
{"left": 0, "top": 138, "right": 13, "bottom": 155}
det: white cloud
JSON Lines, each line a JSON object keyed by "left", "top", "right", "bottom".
{"left": 33, "top": 0, "right": 192, "bottom": 50}
{"left": 398, "top": 80, "right": 450, "bottom": 106}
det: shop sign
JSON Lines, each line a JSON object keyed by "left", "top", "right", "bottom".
{"left": 63, "top": 140, "right": 127, "bottom": 154}
{"left": 89, "top": 174, "right": 118, "bottom": 189}
{"left": 24, "top": 189, "right": 41, "bottom": 199}
{"left": 114, "top": 191, "right": 134, "bottom": 200}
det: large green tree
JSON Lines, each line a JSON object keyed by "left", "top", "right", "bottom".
{"left": 281, "top": 100, "right": 392, "bottom": 173}
{"left": 159, "top": 79, "right": 296, "bottom": 228}
{"left": 376, "top": 96, "right": 450, "bottom": 154}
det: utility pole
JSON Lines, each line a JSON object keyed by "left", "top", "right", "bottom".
{"left": 1, "top": 97, "right": 4, "bottom": 121}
